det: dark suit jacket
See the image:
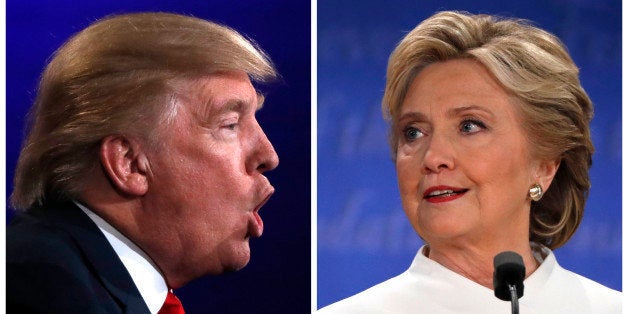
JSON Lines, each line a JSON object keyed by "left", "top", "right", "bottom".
{"left": 7, "top": 200, "right": 151, "bottom": 314}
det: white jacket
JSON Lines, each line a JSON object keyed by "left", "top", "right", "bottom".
{"left": 319, "top": 244, "right": 621, "bottom": 313}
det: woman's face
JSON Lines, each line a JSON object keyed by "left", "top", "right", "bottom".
{"left": 395, "top": 59, "right": 555, "bottom": 247}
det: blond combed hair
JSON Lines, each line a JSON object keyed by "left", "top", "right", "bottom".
{"left": 383, "top": 11, "right": 593, "bottom": 249}
{"left": 11, "top": 12, "right": 277, "bottom": 210}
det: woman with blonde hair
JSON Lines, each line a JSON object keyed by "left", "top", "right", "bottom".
{"left": 320, "top": 11, "right": 621, "bottom": 313}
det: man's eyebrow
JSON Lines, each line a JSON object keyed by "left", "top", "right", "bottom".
{"left": 222, "top": 99, "right": 246, "bottom": 112}
{"left": 219, "top": 92, "right": 264, "bottom": 113}
{"left": 198, "top": 93, "right": 261, "bottom": 120}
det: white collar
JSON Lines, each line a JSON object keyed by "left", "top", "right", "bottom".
{"left": 75, "top": 201, "right": 168, "bottom": 314}
{"left": 414, "top": 242, "right": 555, "bottom": 294}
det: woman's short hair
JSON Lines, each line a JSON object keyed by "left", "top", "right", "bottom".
{"left": 383, "top": 11, "right": 593, "bottom": 249}
{"left": 11, "top": 12, "right": 277, "bottom": 210}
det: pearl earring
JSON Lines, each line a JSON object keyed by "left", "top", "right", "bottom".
{"left": 529, "top": 184, "right": 543, "bottom": 201}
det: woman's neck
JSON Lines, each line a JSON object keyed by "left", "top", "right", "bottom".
{"left": 424, "top": 241, "right": 540, "bottom": 289}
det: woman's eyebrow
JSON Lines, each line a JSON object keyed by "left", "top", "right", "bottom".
{"left": 447, "top": 105, "right": 495, "bottom": 119}
{"left": 397, "top": 111, "right": 428, "bottom": 123}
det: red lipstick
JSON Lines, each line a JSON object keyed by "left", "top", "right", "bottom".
{"left": 423, "top": 185, "right": 468, "bottom": 203}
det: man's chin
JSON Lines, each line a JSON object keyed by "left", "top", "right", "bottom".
{"left": 217, "top": 259, "right": 250, "bottom": 275}
{"left": 166, "top": 244, "right": 252, "bottom": 286}
{"left": 221, "top": 262, "right": 247, "bottom": 274}
{"left": 214, "top": 245, "right": 251, "bottom": 274}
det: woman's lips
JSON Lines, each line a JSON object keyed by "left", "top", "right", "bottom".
{"left": 423, "top": 186, "right": 468, "bottom": 203}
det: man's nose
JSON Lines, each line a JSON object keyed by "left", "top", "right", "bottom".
{"left": 248, "top": 122, "right": 279, "bottom": 174}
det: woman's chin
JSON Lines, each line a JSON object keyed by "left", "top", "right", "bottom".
{"left": 416, "top": 222, "right": 473, "bottom": 245}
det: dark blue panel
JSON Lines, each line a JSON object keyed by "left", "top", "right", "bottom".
{"left": 6, "top": 1, "right": 311, "bottom": 313}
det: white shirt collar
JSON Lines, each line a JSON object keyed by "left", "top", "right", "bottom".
{"left": 75, "top": 201, "right": 168, "bottom": 314}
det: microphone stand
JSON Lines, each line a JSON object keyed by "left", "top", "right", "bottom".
{"left": 493, "top": 251, "right": 525, "bottom": 314}
{"left": 508, "top": 284, "right": 519, "bottom": 314}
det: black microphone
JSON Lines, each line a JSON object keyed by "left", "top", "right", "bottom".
{"left": 493, "top": 251, "right": 525, "bottom": 314}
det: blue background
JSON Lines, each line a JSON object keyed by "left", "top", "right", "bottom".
{"left": 317, "top": 0, "right": 621, "bottom": 308}
{"left": 6, "top": 0, "right": 310, "bottom": 313}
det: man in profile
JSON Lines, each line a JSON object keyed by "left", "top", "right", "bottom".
{"left": 7, "top": 12, "right": 279, "bottom": 313}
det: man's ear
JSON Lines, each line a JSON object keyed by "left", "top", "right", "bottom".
{"left": 99, "top": 135, "right": 149, "bottom": 196}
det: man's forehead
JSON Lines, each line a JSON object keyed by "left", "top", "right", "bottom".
{"left": 201, "top": 89, "right": 263, "bottom": 114}
{"left": 174, "top": 72, "right": 263, "bottom": 115}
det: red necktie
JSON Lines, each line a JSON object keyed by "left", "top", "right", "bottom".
{"left": 158, "top": 290, "right": 185, "bottom": 314}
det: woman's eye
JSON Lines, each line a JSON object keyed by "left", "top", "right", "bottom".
{"left": 403, "top": 126, "right": 424, "bottom": 141}
{"left": 460, "top": 119, "right": 486, "bottom": 134}
{"left": 225, "top": 123, "right": 238, "bottom": 131}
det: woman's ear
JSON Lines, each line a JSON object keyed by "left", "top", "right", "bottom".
{"left": 99, "top": 135, "right": 149, "bottom": 196}
{"left": 535, "top": 158, "right": 561, "bottom": 192}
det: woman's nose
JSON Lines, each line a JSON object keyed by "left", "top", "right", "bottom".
{"left": 421, "top": 133, "right": 454, "bottom": 174}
